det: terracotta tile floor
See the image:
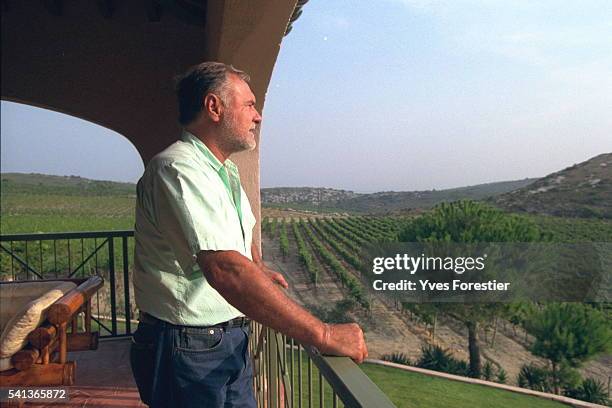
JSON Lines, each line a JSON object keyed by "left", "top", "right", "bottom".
{"left": 23, "top": 337, "right": 146, "bottom": 407}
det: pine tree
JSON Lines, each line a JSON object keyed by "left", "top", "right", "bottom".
{"left": 399, "top": 200, "right": 543, "bottom": 377}
{"left": 527, "top": 303, "right": 611, "bottom": 394}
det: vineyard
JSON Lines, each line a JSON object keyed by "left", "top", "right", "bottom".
{"left": 262, "top": 216, "right": 405, "bottom": 309}
{"left": 260, "top": 213, "right": 611, "bottom": 402}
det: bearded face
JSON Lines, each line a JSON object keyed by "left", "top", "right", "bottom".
{"left": 219, "top": 104, "right": 257, "bottom": 153}
{"left": 218, "top": 75, "right": 261, "bottom": 154}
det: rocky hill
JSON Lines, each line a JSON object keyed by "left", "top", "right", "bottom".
{"left": 493, "top": 153, "right": 612, "bottom": 219}
{"left": 262, "top": 179, "right": 537, "bottom": 214}
{"left": 261, "top": 187, "right": 360, "bottom": 205}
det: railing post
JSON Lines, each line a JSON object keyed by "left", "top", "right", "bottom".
{"left": 25, "top": 241, "right": 29, "bottom": 279}
{"left": 269, "top": 327, "right": 279, "bottom": 407}
{"left": 122, "top": 236, "right": 131, "bottom": 335}
{"left": 108, "top": 237, "right": 117, "bottom": 336}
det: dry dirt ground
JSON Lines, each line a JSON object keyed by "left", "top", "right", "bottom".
{"left": 262, "top": 232, "right": 611, "bottom": 387}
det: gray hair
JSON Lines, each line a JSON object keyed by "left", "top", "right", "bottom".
{"left": 175, "top": 62, "right": 250, "bottom": 125}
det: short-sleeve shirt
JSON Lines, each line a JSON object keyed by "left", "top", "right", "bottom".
{"left": 133, "top": 131, "right": 257, "bottom": 326}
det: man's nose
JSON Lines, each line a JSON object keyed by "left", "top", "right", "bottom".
{"left": 253, "top": 110, "right": 262, "bottom": 124}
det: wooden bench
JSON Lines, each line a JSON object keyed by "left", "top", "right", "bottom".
{"left": 0, "top": 276, "right": 103, "bottom": 387}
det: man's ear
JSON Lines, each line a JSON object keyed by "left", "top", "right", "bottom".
{"left": 204, "top": 93, "right": 223, "bottom": 123}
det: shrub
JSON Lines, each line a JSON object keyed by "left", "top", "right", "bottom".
{"left": 416, "top": 345, "right": 470, "bottom": 376}
{"left": 565, "top": 378, "right": 610, "bottom": 405}
{"left": 482, "top": 361, "right": 494, "bottom": 381}
{"left": 496, "top": 368, "right": 507, "bottom": 384}
{"left": 381, "top": 352, "right": 411, "bottom": 366}
{"left": 448, "top": 359, "right": 470, "bottom": 377}
{"left": 517, "top": 364, "right": 553, "bottom": 393}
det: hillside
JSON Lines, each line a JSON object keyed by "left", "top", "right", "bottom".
{"left": 262, "top": 179, "right": 537, "bottom": 214}
{"left": 6, "top": 153, "right": 611, "bottom": 220}
{"left": 492, "top": 153, "right": 612, "bottom": 219}
{"left": 1, "top": 173, "right": 136, "bottom": 196}
{"left": 4, "top": 173, "right": 536, "bottom": 215}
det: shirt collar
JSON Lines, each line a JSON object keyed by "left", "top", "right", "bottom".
{"left": 181, "top": 130, "right": 237, "bottom": 173}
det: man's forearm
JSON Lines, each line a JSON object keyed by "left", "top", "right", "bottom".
{"left": 197, "top": 250, "right": 326, "bottom": 347}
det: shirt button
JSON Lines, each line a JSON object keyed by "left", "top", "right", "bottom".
{"left": 209, "top": 329, "right": 215, "bottom": 335}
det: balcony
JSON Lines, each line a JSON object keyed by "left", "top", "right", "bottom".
{"left": 0, "top": 231, "right": 395, "bottom": 407}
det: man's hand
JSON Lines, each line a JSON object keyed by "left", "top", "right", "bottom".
{"left": 318, "top": 323, "right": 368, "bottom": 364}
{"left": 263, "top": 266, "right": 289, "bottom": 289}
{"left": 251, "top": 242, "right": 288, "bottom": 288}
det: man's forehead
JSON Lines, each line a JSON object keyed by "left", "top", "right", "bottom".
{"left": 228, "top": 74, "right": 255, "bottom": 101}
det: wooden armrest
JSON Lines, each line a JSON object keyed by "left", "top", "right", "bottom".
{"left": 47, "top": 276, "right": 104, "bottom": 325}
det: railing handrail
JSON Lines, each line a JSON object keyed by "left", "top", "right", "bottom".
{"left": 0, "top": 230, "right": 135, "bottom": 241}
{"left": 304, "top": 345, "right": 396, "bottom": 408}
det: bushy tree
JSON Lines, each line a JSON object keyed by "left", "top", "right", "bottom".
{"left": 399, "top": 200, "right": 542, "bottom": 244}
{"left": 527, "top": 302, "right": 611, "bottom": 394}
{"left": 399, "top": 201, "right": 544, "bottom": 377}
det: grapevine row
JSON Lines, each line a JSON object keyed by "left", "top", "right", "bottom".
{"left": 322, "top": 218, "right": 368, "bottom": 246}
{"left": 333, "top": 217, "right": 377, "bottom": 243}
{"left": 262, "top": 217, "right": 270, "bottom": 235}
{"left": 269, "top": 218, "right": 278, "bottom": 238}
{"left": 354, "top": 216, "right": 400, "bottom": 240}
{"left": 343, "top": 217, "right": 394, "bottom": 241}
{"left": 290, "top": 220, "right": 319, "bottom": 285}
{"left": 278, "top": 220, "right": 289, "bottom": 257}
{"left": 308, "top": 218, "right": 363, "bottom": 270}
{"left": 316, "top": 218, "right": 362, "bottom": 253}
{"left": 299, "top": 220, "right": 370, "bottom": 309}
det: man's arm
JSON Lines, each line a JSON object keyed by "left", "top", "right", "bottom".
{"left": 251, "top": 242, "right": 288, "bottom": 288}
{"left": 197, "top": 250, "right": 367, "bottom": 363}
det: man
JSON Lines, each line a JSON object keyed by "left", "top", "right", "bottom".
{"left": 130, "top": 62, "right": 367, "bottom": 408}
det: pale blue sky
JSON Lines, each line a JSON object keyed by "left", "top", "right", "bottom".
{"left": 2, "top": 1, "right": 611, "bottom": 192}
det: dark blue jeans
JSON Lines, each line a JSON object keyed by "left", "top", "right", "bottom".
{"left": 130, "top": 319, "right": 256, "bottom": 408}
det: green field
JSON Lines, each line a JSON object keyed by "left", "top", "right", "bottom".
{"left": 363, "top": 363, "right": 567, "bottom": 408}
{"left": 280, "top": 350, "right": 567, "bottom": 408}
{"left": 1, "top": 174, "right": 136, "bottom": 233}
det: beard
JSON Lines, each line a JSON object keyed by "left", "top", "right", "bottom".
{"left": 219, "top": 111, "right": 257, "bottom": 154}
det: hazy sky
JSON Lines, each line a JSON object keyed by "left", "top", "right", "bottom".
{"left": 2, "top": 0, "right": 611, "bottom": 192}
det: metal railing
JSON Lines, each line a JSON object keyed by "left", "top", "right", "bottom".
{"left": 250, "top": 324, "right": 396, "bottom": 408}
{"left": 1, "top": 230, "right": 396, "bottom": 407}
{"left": 0, "top": 230, "right": 135, "bottom": 338}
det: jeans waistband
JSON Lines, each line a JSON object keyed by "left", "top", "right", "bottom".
{"left": 139, "top": 312, "right": 251, "bottom": 329}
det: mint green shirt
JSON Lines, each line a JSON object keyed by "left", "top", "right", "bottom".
{"left": 133, "top": 131, "right": 256, "bottom": 326}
